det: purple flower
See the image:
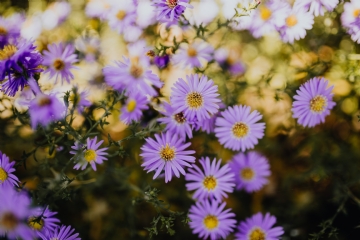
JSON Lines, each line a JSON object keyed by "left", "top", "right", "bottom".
{"left": 107, "top": 1, "right": 136, "bottom": 34}
{"left": 189, "top": 200, "right": 236, "bottom": 240}
{"left": 70, "top": 136, "right": 108, "bottom": 171}
{"left": 292, "top": 77, "right": 336, "bottom": 128}
{"left": 294, "top": 0, "right": 339, "bottom": 17}
{"left": 38, "top": 225, "right": 80, "bottom": 240}
{"left": 153, "top": 0, "right": 192, "bottom": 23}
{"left": 157, "top": 102, "right": 193, "bottom": 141}
{"left": 29, "top": 91, "right": 66, "bottom": 129}
{"left": 28, "top": 206, "right": 60, "bottom": 237}
{"left": 0, "top": 40, "right": 43, "bottom": 96}
{"left": 0, "top": 16, "right": 21, "bottom": 48}
{"left": 235, "top": 212, "right": 284, "bottom": 240}
{"left": 103, "top": 56, "right": 163, "bottom": 97}
{"left": 170, "top": 74, "right": 221, "bottom": 122}
{"left": 173, "top": 40, "right": 213, "bottom": 69}
{"left": 70, "top": 89, "right": 92, "bottom": 114}
{"left": 154, "top": 54, "right": 170, "bottom": 69}
{"left": 140, "top": 131, "right": 196, "bottom": 183}
{"left": 42, "top": 43, "right": 78, "bottom": 84}
{"left": 120, "top": 91, "right": 149, "bottom": 124}
{"left": 214, "top": 48, "right": 245, "bottom": 76}
{"left": 341, "top": 0, "right": 360, "bottom": 44}
{"left": 214, "top": 105, "right": 265, "bottom": 152}
{"left": 229, "top": 151, "right": 271, "bottom": 193}
{"left": 0, "top": 186, "right": 35, "bottom": 240}
{"left": 0, "top": 151, "right": 19, "bottom": 189}
{"left": 75, "top": 35, "right": 100, "bottom": 63}
{"left": 185, "top": 157, "right": 235, "bottom": 202}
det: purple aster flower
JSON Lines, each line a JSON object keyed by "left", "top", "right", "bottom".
{"left": 85, "top": 0, "right": 110, "bottom": 19}
{"left": 294, "top": 0, "right": 339, "bottom": 17}
{"left": 28, "top": 86, "right": 66, "bottom": 129}
{"left": 140, "top": 131, "right": 196, "bottom": 183}
{"left": 120, "top": 91, "right": 149, "bottom": 124}
{"left": 42, "top": 43, "right": 78, "bottom": 84}
{"left": 103, "top": 56, "right": 163, "bottom": 97}
{"left": 341, "top": 1, "right": 360, "bottom": 44}
{"left": 75, "top": 35, "right": 100, "bottom": 63}
{"left": 173, "top": 40, "right": 213, "bottom": 69}
{"left": 0, "top": 151, "right": 19, "bottom": 189}
{"left": 28, "top": 206, "right": 60, "bottom": 237}
{"left": 38, "top": 225, "right": 80, "bottom": 240}
{"left": 157, "top": 102, "right": 193, "bottom": 141}
{"left": 185, "top": 157, "right": 235, "bottom": 202}
{"left": 278, "top": 6, "right": 314, "bottom": 44}
{"left": 70, "top": 136, "right": 108, "bottom": 171}
{"left": 193, "top": 112, "right": 218, "bottom": 134}
{"left": 170, "top": 74, "right": 221, "bottom": 122}
{"left": 107, "top": 1, "right": 137, "bottom": 34}
{"left": 153, "top": 0, "right": 192, "bottom": 23}
{"left": 0, "top": 16, "right": 21, "bottom": 48}
{"left": 214, "top": 48, "right": 246, "bottom": 76}
{"left": 154, "top": 54, "right": 170, "bottom": 69}
{"left": 292, "top": 77, "right": 336, "bottom": 128}
{"left": 235, "top": 212, "right": 284, "bottom": 240}
{"left": 70, "top": 89, "right": 91, "bottom": 113}
{"left": 229, "top": 151, "right": 270, "bottom": 193}
{"left": 0, "top": 40, "right": 43, "bottom": 96}
{"left": 189, "top": 200, "right": 236, "bottom": 240}
{"left": 0, "top": 186, "right": 35, "bottom": 240}
{"left": 214, "top": 105, "right": 265, "bottom": 152}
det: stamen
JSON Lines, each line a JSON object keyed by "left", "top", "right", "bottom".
{"left": 260, "top": 7, "right": 272, "bottom": 21}
{"left": 84, "top": 149, "right": 97, "bottom": 162}
{"left": 159, "top": 144, "right": 175, "bottom": 161}
{"left": 249, "top": 228, "right": 266, "bottom": 240}
{"left": 240, "top": 167, "right": 254, "bottom": 181}
{"left": 310, "top": 95, "right": 327, "bottom": 113}
{"left": 353, "top": 9, "right": 360, "bottom": 18}
{"left": 186, "top": 92, "right": 203, "bottom": 109}
{"left": 116, "top": 10, "right": 127, "bottom": 20}
{"left": 0, "top": 26, "right": 7, "bottom": 35}
{"left": 174, "top": 112, "right": 186, "bottom": 124}
{"left": 37, "top": 95, "right": 52, "bottom": 107}
{"left": 232, "top": 122, "right": 249, "bottom": 138}
{"left": 187, "top": 47, "right": 197, "bottom": 57}
{"left": 0, "top": 45, "right": 17, "bottom": 60}
{"left": 53, "top": 59, "right": 65, "bottom": 71}
{"left": 203, "top": 215, "right": 219, "bottom": 230}
{"left": 286, "top": 15, "right": 298, "bottom": 27}
{"left": 0, "top": 213, "right": 19, "bottom": 230}
{"left": 28, "top": 217, "right": 44, "bottom": 230}
{"left": 130, "top": 64, "right": 143, "bottom": 78}
{"left": 126, "top": 100, "right": 137, "bottom": 112}
{"left": 0, "top": 167, "right": 8, "bottom": 183}
{"left": 203, "top": 176, "right": 217, "bottom": 191}
{"left": 166, "top": 0, "right": 178, "bottom": 9}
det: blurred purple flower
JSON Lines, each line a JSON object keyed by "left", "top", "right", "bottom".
{"left": 229, "top": 151, "right": 270, "bottom": 192}
{"left": 70, "top": 89, "right": 91, "bottom": 113}
{"left": 0, "top": 16, "right": 21, "bottom": 48}
{"left": 173, "top": 40, "right": 213, "bottom": 69}
{"left": 154, "top": 54, "right": 170, "bottom": 69}
{"left": 107, "top": 1, "right": 137, "bottom": 34}
{"left": 341, "top": 0, "right": 360, "bottom": 44}
{"left": 292, "top": 77, "right": 336, "bottom": 127}
{"left": 294, "top": 0, "right": 339, "bottom": 17}
{"left": 29, "top": 206, "right": 60, "bottom": 237}
{"left": 214, "top": 105, "right": 265, "bottom": 152}
{"left": 235, "top": 212, "right": 284, "bottom": 240}
{"left": 38, "top": 225, "right": 80, "bottom": 240}
{"left": 185, "top": 157, "right": 235, "bottom": 202}
{"left": 153, "top": 0, "right": 192, "bottom": 23}
{"left": 140, "top": 131, "right": 195, "bottom": 183}
{"left": 43, "top": 43, "right": 78, "bottom": 84}
{"left": 0, "top": 151, "right": 19, "bottom": 189}
{"left": 120, "top": 91, "right": 149, "bottom": 124}
{"left": 189, "top": 200, "right": 236, "bottom": 240}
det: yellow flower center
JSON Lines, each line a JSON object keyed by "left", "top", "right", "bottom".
{"left": 353, "top": 9, "right": 360, "bottom": 18}
{"left": 203, "top": 215, "right": 219, "bottom": 230}
{"left": 187, "top": 47, "right": 197, "bottom": 57}
{"left": 286, "top": 15, "right": 298, "bottom": 27}
{"left": 0, "top": 45, "right": 17, "bottom": 60}
{"left": 130, "top": 64, "right": 143, "bottom": 78}
{"left": 174, "top": 112, "right": 186, "bottom": 124}
{"left": 116, "top": 10, "right": 127, "bottom": 20}
{"left": 126, "top": 100, "right": 137, "bottom": 112}
{"left": 232, "top": 122, "right": 249, "bottom": 138}
{"left": 241, "top": 167, "right": 255, "bottom": 181}
{"left": 260, "top": 7, "right": 272, "bottom": 21}
{"left": 249, "top": 228, "right": 266, "bottom": 240}
{"left": 203, "top": 176, "right": 217, "bottom": 191}
{"left": 186, "top": 92, "right": 203, "bottom": 109}
{"left": 0, "top": 213, "right": 19, "bottom": 230}
{"left": 84, "top": 149, "right": 97, "bottom": 162}
{"left": 166, "top": 0, "right": 178, "bottom": 9}
{"left": 37, "top": 95, "right": 52, "bottom": 107}
{"left": 0, "top": 26, "right": 7, "bottom": 35}
{"left": 53, "top": 59, "right": 65, "bottom": 71}
{"left": 310, "top": 95, "right": 327, "bottom": 113}
{"left": 28, "top": 217, "right": 44, "bottom": 230}
{"left": 0, "top": 167, "right": 8, "bottom": 183}
{"left": 159, "top": 144, "right": 175, "bottom": 161}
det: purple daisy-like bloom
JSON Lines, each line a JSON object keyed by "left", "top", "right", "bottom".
{"left": 28, "top": 206, "right": 60, "bottom": 237}
{"left": 189, "top": 200, "right": 237, "bottom": 240}
{"left": 294, "top": 0, "right": 339, "bottom": 17}
{"left": 0, "top": 186, "right": 35, "bottom": 240}
{"left": 235, "top": 212, "right": 284, "bottom": 240}
{"left": 154, "top": 54, "right": 170, "bottom": 69}
{"left": 185, "top": 157, "right": 235, "bottom": 202}
{"left": 70, "top": 136, "right": 108, "bottom": 171}
{"left": 70, "top": 89, "right": 92, "bottom": 114}
{"left": 153, "top": 0, "right": 192, "bottom": 23}
{"left": 341, "top": 0, "right": 360, "bottom": 44}
{"left": 170, "top": 74, "right": 221, "bottom": 122}
{"left": 120, "top": 91, "right": 149, "bottom": 124}
{"left": 214, "top": 105, "right": 265, "bottom": 152}
{"left": 278, "top": 6, "right": 314, "bottom": 44}
{"left": 157, "top": 102, "right": 193, "bottom": 141}
{"left": 42, "top": 43, "right": 78, "bottom": 84}
{"left": 229, "top": 151, "right": 271, "bottom": 193}
{"left": 28, "top": 90, "right": 66, "bottom": 129}
{"left": 107, "top": 1, "right": 136, "bottom": 34}
{"left": 0, "top": 16, "right": 21, "bottom": 48}
{"left": 103, "top": 56, "right": 163, "bottom": 97}
{"left": 38, "top": 225, "right": 80, "bottom": 240}
{"left": 140, "top": 131, "right": 196, "bottom": 183}
{"left": 292, "top": 77, "right": 336, "bottom": 128}
{"left": 0, "top": 151, "right": 19, "bottom": 189}
{"left": 173, "top": 40, "right": 213, "bottom": 69}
